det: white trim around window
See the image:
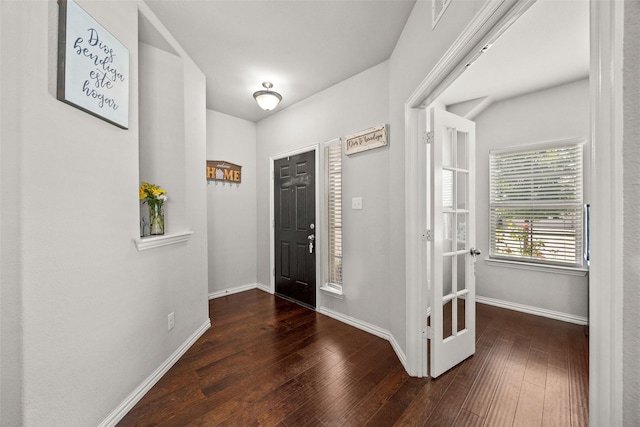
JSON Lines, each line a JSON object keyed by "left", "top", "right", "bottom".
{"left": 488, "top": 138, "right": 586, "bottom": 269}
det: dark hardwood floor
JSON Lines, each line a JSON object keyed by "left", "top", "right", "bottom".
{"left": 118, "top": 289, "right": 588, "bottom": 426}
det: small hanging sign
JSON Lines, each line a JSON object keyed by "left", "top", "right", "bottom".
{"left": 344, "top": 124, "right": 389, "bottom": 155}
{"left": 206, "top": 160, "right": 242, "bottom": 183}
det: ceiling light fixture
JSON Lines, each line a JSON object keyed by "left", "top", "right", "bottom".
{"left": 253, "top": 82, "right": 282, "bottom": 111}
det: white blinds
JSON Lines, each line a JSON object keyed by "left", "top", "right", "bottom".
{"left": 327, "top": 143, "right": 343, "bottom": 284}
{"left": 489, "top": 143, "right": 583, "bottom": 266}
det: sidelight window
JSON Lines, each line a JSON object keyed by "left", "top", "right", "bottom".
{"left": 326, "top": 141, "right": 343, "bottom": 287}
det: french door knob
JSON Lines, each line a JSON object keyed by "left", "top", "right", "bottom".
{"left": 470, "top": 248, "right": 481, "bottom": 256}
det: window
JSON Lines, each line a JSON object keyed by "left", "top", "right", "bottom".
{"left": 489, "top": 140, "right": 584, "bottom": 268}
{"left": 326, "top": 141, "right": 343, "bottom": 287}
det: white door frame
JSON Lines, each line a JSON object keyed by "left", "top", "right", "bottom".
{"left": 588, "top": 1, "right": 624, "bottom": 424}
{"left": 404, "top": 0, "right": 624, "bottom": 424}
{"left": 269, "top": 144, "right": 322, "bottom": 307}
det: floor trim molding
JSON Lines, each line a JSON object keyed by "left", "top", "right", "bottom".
{"left": 476, "top": 295, "right": 588, "bottom": 325}
{"left": 98, "top": 319, "right": 211, "bottom": 427}
{"left": 256, "top": 282, "right": 273, "bottom": 294}
{"left": 208, "top": 283, "right": 273, "bottom": 299}
{"left": 208, "top": 283, "right": 260, "bottom": 300}
{"left": 317, "top": 306, "right": 408, "bottom": 373}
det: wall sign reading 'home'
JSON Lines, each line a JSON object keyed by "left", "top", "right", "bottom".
{"left": 207, "top": 161, "right": 242, "bottom": 183}
{"left": 57, "top": 0, "right": 129, "bottom": 129}
{"left": 344, "top": 124, "right": 389, "bottom": 155}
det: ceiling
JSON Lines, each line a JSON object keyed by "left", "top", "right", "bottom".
{"left": 437, "top": 0, "right": 590, "bottom": 109}
{"left": 144, "top": 0, "right": 417, "bottom": 122}
{"left": 143, "top": 0, "right": 589, "bottom": 123}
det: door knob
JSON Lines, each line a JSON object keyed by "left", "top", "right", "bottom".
{"left": 470, "top": 248, "right": 481, "bottom": 256}
{"left": 308, "top": 234, "right": 315, "bottom": 254}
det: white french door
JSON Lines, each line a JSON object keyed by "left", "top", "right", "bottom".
{"left": 429, "top": 108, "right": 478, "bottom": 378}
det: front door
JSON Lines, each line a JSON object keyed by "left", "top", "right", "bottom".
{"left": 274, "top": 150, "right": 316, "bottom": 308}
{"left": 429, "top": 108, "right": 478, "bottom": 377}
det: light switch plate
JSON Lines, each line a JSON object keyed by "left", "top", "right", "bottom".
{"left": 352, "top": 197, "right": 363, "bottom": 210}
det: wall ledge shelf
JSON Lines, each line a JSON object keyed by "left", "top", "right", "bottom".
{"left": 320, "top": 284, "right": 344, "bottom": 299}
{"left": 134, "top": 231, "right": 193, "bottom": 251}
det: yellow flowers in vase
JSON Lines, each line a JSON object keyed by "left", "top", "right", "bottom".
{"left": 139, "top": 181, "right": 168, "bottom": 236}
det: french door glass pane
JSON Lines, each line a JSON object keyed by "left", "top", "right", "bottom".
{"left": 457, "top": 253, "right": 466, "bottom": 292}
{"left": 444, "top": 213, "right": 453, "bottom": 253}
{"left": 443, "top": 169, "right": 454, "bottom": 209}
{"left": 457, "top": 298, "right": 466, "bottom": 333}
{"left": 443, "top": 128, "right": 454, "bottom": 168}
{"left": 456, "top": 171, "right": 467, "bottom": 210}
{"left": 457, "top": 131, "right": 468, "bottom": 170}
{"left": 443, "top": 254, "right": 453, "bottom": 297}
{"left": 443, "top": 300, "right": 453, "bottom": 340}
{"left": 457, "top": 213, "right": 467, "bottom": 250}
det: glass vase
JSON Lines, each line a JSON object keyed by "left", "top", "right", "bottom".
{"left": 149, "top": 202, "right": 165, "bottom": 235}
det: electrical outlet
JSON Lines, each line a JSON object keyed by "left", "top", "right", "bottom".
{"left": 168, "top": 312, "right": 175, "bottom": 331}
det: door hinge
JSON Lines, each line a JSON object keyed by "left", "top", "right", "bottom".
{"left": 423, "top": 326, "right": 432, "bottom": 339}
{"left": 422, "top": 229, "right": 432, "bottom": 241}
{"left": 423, "top": 131, "right": 433, "bottom": 144}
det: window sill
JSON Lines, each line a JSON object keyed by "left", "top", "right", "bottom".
{"left": 320, "top": 284, "right": 344, "bottom": 299}
{"left": 485, "top": 258, "right": 589, "bottom": 276}
{"left": 134, "top": 231, "right": 193, "bottom": 251}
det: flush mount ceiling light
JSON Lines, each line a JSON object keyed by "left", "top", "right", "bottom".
{"left": 253, "top": 82, "right": 282, "bottom": 111}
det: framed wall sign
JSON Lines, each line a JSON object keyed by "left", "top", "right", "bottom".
{"left": 57, "top": 0, "right": 130, "bottom": 129}
{"left": 344, "top": 124, "right": 389, "bottom": 155}
{"left": 206, "top": 161, "right": 242, "bottom": 184}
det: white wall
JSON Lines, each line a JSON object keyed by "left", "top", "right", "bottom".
{"left": 0, "top": 4, "right": 22, "bottom": 422}
{"left": 0, "top": 1, "right": 209, "bottom": 425}
{"left": 0, "top": 2, "right": 23, "bottom": 422}
{"left": 256, "top": 62, "right": 391, "bottom": 329}
{"left": 473, "top": 79, "right": 590, "bottom": 320}
{"left": 206, "top": 110, "right": 257, "bottom": 296}
{"left": 623, "top": 1, "right": 640, "bottom": 423}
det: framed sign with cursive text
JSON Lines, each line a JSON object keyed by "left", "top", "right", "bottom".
{"left": 57, "top": 0, "right": 129, "bottom": 129}
{"left": 344, "top": 124, "right": 389, "bottom": 155}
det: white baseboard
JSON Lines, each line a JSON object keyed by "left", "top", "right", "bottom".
{"left": 208, "top": 283, "right": 259, "bottom": 300}
{"left": 388, "top": 333, "right": 408, "bottom": 371}
{"left": 317, "top": 306, "right": 408, "bottom": 373}
{"left": 256, "top": 282, "right": 273, "bottom": 294}
{"left": 476, "top": 295, "right": 589, "bottom": 325}
{"left": 98, "top": 319, "right": 211, "bottom": 427}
